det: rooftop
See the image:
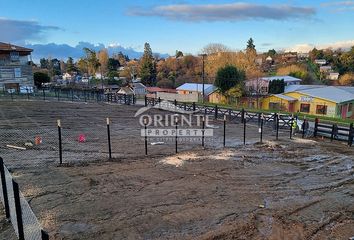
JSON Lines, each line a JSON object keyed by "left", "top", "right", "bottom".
{"left": 0, "top": 42, "right": 33, "bottom": 52}
{"left": 297, "top": 86, "right": 354, "bottom": 103}
{"left": 176, "top": 83, "right": 216, "bottom": 95}
{"left": 273, "top": 94, "right": 297, "bottom": 101}
{"left": 259, "top": 75, "right": 302, "bottom": 82}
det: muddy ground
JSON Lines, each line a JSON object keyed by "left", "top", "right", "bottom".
{"left": 0, "top": 100, "right": 353, "bottom": 239}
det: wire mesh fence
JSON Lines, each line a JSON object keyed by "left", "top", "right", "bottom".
{"left": 0, "top": 88, "right": 136, "bottom": 105}
{"left": 0, "top": 108, "right": 318, "bottom": 169}
{"left": 0, "top": 158, "right": 48, "bottom": 240}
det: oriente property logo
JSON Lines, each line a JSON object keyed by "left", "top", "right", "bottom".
{"left": 135, "top": 100, "right": 213, "bottom": 141}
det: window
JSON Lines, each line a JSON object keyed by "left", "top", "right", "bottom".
{"left": 10, "top": 52, "right": 19, "bottom": 61}
{"left": 349, "top": 103, "right": 353, "bottom": 112}
{"left": 316, "top": 105, "right": 327, "bottom": 115}
{"left": 300, "top": 104, "right": 310, "bottom": 113}
{"left": 14, "top": 68, "right": 21, "bottom": 78}
{"left": 269, "top": 102, "right": 280, "bottom": 110}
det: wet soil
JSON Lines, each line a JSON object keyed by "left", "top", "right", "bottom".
{"left": 0, "top": 100, "right": 353, "bottom": 239}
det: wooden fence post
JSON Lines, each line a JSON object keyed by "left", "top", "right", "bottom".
{"left": 348, "top": 123, "right": 353, "bottom": 146}
{"left": 314, "top": 118, "right": 319, "bottom": 137}
{"left": 214, "top": 105, "right": 218, "bottom": 120}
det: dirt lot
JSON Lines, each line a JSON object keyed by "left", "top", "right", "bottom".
{"left": 0, "top": 100, "right": 353, "bottom": 239}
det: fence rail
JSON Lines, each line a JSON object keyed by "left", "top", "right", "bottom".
{"left": 145, "top": 96, "right": 354, "bottom": 146}
{"left": 145, "top": 96, "right": 293, "bottom": 127}
{"left": 0, "top": 157, "right": 49, "bottom": 240}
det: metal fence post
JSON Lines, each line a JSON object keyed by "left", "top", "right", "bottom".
{"left": 241, "top": 108, "right": 245, "bottom": 123}
{"left": 314, "top": 118, "right": 319, "bottom": 137}
{"left": 144, "top": 119, "right": 148, "bottom": 155}
{"left": 57, "top": 120, "right": 62, "bottom": 165}
{"left": 107, "top": 118, "right": 112, "bottom": 159}
{"left": 41, "top": 230, "right": 49, "bottom": 240}
{"left": 42, "top": 89, "right": 46, "bottom": 101}
{"left": 260, "top": 117, "right": 264, "bottom": 143}
{"left": 258, "top": 113, "right": 261, "bottom": 127}
{"left": 276, "top": 113, "right": 279, "bottom": 140}
{"left": 57, "top": 89, "right": 60, "bottom": 101}
{"left": 10, "top": 91, "right": 13, "bottom": 101}
{"left": 144, "top": 95, "right": 147, "bottom": 106}
{"left": 202, "top": 116, "right": 205, "bottom": 147}
{"left": 243, "top": 118, "right": 246, "bottom": 145}
{"left": 223, "top": 115, "right": 226, "bottom": 147}
{"left": 26, "top": 88, "right": 29, "bottom": 100}
{"left": 12, "top": 180, "right": 25, "bottom": 240}
{"left": 0, "top": 158, "right": 10, "bottom": 218}
{"left": 175, "top": 118, "right": 178, "bottom": 154}
{"left": 214, "top": 105, "right": 218, "bottom": 120}
{"left": 192, "top": 102, "right": 196, "bottom": 111}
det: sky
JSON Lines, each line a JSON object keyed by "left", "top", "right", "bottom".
{"left": 1, "top": 0, "right": 354, "bottom": 60}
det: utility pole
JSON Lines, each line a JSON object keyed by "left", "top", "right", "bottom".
{"left": 200, "top": 54, "right": 207, "bottom": 104}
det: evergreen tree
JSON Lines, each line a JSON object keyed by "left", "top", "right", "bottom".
{"left": 215, "top": 65, "right": 245, "bottom": 93}
{"left": 66, "top": 57, "right": 76, "bottom": 73}
{"left": 140, "top": 43, "right": 157, "bottom": 86}
{"left": 246, "top": 38, "right": 256, "bottom": 52}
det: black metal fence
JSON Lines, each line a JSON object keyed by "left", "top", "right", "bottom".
{"left": 0, "top": 88, "right": 136, "bottom": 105}
{"left": 0, "top": 157, "right": 49, "bottom": 240}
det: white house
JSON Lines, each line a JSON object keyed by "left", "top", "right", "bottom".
{"left": 246, "top": 75, "right": 302, "bottom": 95}
{"left": 329, "top": 72, "right": 340, "bottom": 80}
{"left": 132, "top": 82, "right": 146, "bottom": 96}
{"left": 315, "top": 59, "right": 327, "bottom": 65}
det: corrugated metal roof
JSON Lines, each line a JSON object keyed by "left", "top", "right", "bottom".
{"left": 273, "top": 94, "right": 297, "bottom": 101}
{"left": 260, "top": 75, "right": 302, "bottom": 82}
{"left": 298, "top": 86, "right": 354, "bottom": 103}
{"left": 176, "top": 83, "right": 216, "bottom": 95}
{"left": 285, "top": 85, "right": 326, "bottom": 92}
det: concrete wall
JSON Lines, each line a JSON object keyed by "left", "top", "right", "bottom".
{"left": 157, "top": 92, "right": 199, "bottom": 102}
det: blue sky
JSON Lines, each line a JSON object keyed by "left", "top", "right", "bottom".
{"left": 1, "top": 0, "right": 354, "bottom": 58}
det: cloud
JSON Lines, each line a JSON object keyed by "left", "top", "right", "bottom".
{"left": 321, "top": 1, "right": 354, "bottom": 11}
{"left": 321, "top": 1, "right": 354, "bottom": 7}
{"left": 127, "top": 2, "right": 315, "bottom": 22}
{"left": 286, "top": 40, "right": 354, "bottom": 52}
{"left": 0, "top": 17, "right": 62, "bottom": 43}
{"left": 25, "top": 42, "right": 169, "bottom": 62}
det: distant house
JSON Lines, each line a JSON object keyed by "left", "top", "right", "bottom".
{"left": 328, "top": 72, "right": 340, "bottom": 81}
{"left": 265, "top": 56, "right": 273, "bottom": 62}
{"left": 315, "top": 59, "right": 327, "bottom": 65}
{"left": 177, "top": 83, "right": 216, "bottom": 95}
{"left": 246, "top": 75, "right": 302, "bottom": 95}
{"left": 320, "top": 66, "right": 332, "bottom": 72}
{"left": 62, "top": 73, "right": 72, "bottom": 81}
{"left": 117, "top": 86, "right": 134, "bottom": 95}
{"left": 146, "top": 87, "right": 176, "bottom": 98}
{"left": 262, "top": 85, "right": 354, "bottom": 118}
{"left": 0, "top": 42, "right": 33, "bottom": 92}
{"left": 132, "top": 82, "right": 146, "bottom": 96}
